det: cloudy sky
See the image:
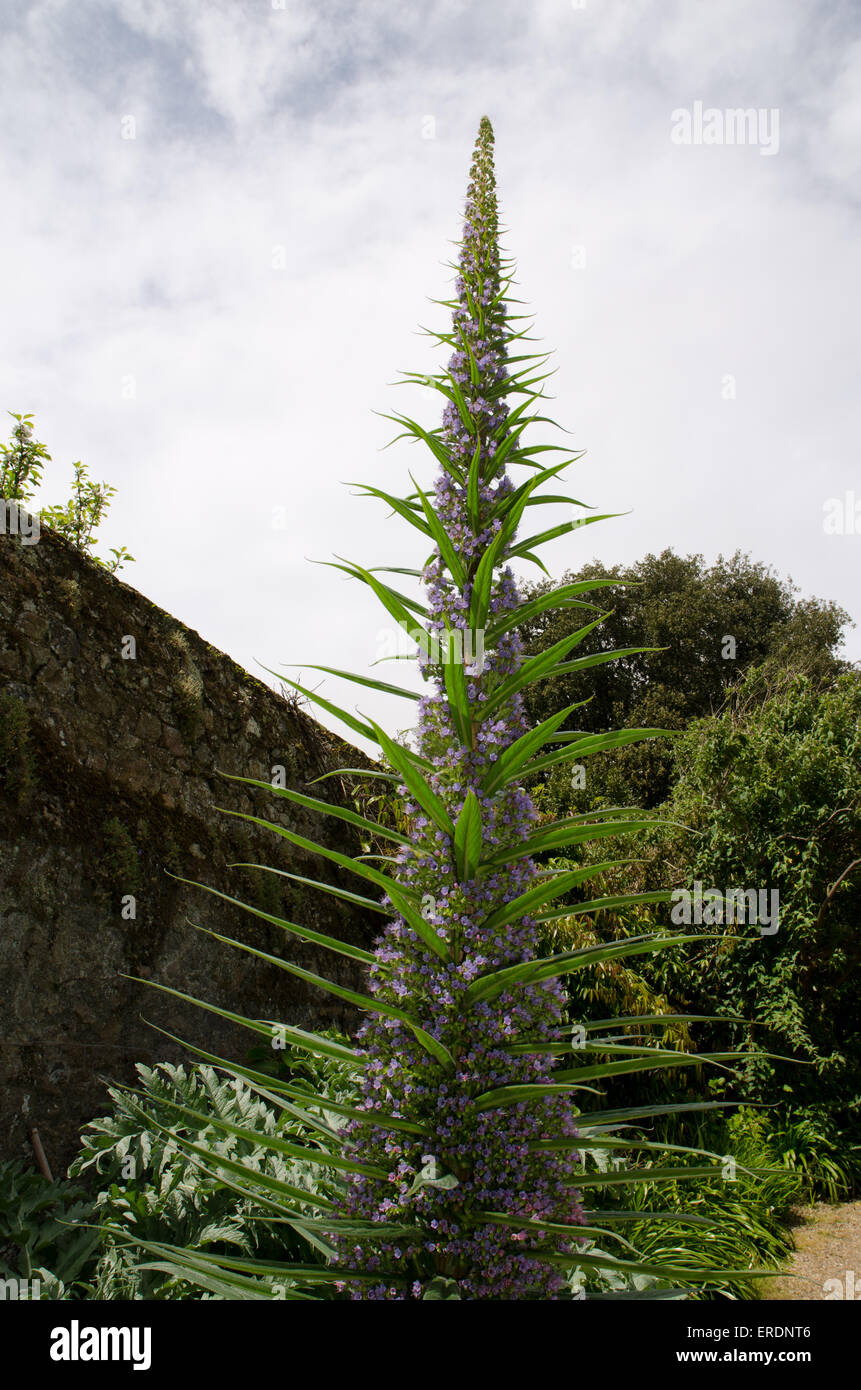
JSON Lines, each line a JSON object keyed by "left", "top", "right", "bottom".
{"left": 2, "top": 0, "right": 859, "bottom": 749}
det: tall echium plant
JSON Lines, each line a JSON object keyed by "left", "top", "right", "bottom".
{"left": 332, "top": 118, "right": 587, "bottom": 1298}
{"left": 120, "top": 118, "right": 773, "bottom": 1302}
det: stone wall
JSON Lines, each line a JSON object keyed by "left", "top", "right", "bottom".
{"left": 0, "top": 525, "right": 376, "bottom": 1174}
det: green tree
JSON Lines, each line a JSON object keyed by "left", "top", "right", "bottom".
{"left": 520, "top": 549, "right": 850, "bottom": 810}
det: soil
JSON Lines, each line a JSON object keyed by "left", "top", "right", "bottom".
{"left": 760, "top": 1201, "right": 861, "bottom": 1300}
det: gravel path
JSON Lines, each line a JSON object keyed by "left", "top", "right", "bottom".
{"left": 761, "top": 1201, "right": 861, "bottom": 1300}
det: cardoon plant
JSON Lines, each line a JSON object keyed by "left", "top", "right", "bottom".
{"left": 124, "top": 118, "right": 770, "bottom": 1300}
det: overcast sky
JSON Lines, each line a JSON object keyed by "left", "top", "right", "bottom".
{"left": 2, "top": 0, "right": 859, "bottom": 751}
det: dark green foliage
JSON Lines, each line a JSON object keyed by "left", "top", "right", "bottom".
{"left": 0, "top": 1160, "right": 99, "bottom": 1299}
{"left": 520, "top": 550, "right": 850, "bottom": 809}
{"left": 545, "top": 666, "right": 861, "bottom": 1172}
{"left": 102, "top": 816, "right": 142, "bottom": 895}
{"left": 752, "top": 1110, "right": 853, "bottom": 1204}
{"left": 0, "top": 690, "right": 35, "bottom": 803}
{"left": 0, "top": 1062, "right": 843, "bottom": 1301}
{"left": 640, "top": 669, "right": 860, "bottom": 1112}
{"left": 242, "top": 865, "right": 284, "bottom": 920}
{"left": 583, "top": 1104, "right": 857, "bottom": 1298}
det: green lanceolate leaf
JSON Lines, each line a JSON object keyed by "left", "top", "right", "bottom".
{"left": 486, "top": 578, "right": 623, "bottom": 642}
{"left": 576, "top": 1101, "right": 739, "bottom": 1128}
{"left": 410, "top": 473, "right": 467, "bottom": 587}
{"left": 483, "top": 816, "right": 660, "bottom": 868}
{"left": 286, "top": 664, "right": 421, "bottom": 703}
{"left": 481, "top": 700, "right": 587, "bottom": 795}
{"left": 520, "top": 727, "right": 678, "bottom": 781}
{"left": 127, "top": 1248, "right": 315, "bottom": 1300}
{"left": 128, "top": 975, "right": 360, "bottom": 1073}
{"left": 530, "top": 1244, "right": 773, "bottom": 1284}
{"left": 349, "top": 483, "right": 433, "bottom": 542}
{"left": 532, "top": 1136, "right": 753, "bottom": 1167}
{"left": 195, "top": 924, "right": 456, "bottom": 1072}
{"left": 507, "top": 511, "right": 625, "bottom": 561}
{"left": 306, "top": 766, "right": 400, "bottom": 788}
{"left": 481, "top": 644, "right": 664, "bottom": 721}
{"left": 126, "top": 1237, "right": 383, "bottom": 1295}
{"left": 367, "top": 719, "right": 454, "bottom": 840}
{"left": 581, "top": 1012, "right": 746, "bottom": 1032}
{"left": 466, "top": 436, "right": 482, "bottom": 527}
{"left": 579, "top": 1209, "right": 715, "bottom": 1227}
{"left": 384, "top": 412, "right": 463, "bottom": 483}
{"left": 469, "top": 537, "right": 499, "bottom": 632}
{"left": 215, "top": 802, "right": 421, "bottom": 910}
{"left": 320, "top": 557, "right": 432, "bottom": 642}
{"left": 454, "top": 789, "right": 483, "bottom": 882}
{"left": 469, "top": 462, "right": 570, "bottom": 631}
{"left": 140, "top": 1264, "right": 313, "bottom": 1300}
{"left": 169, "top": 874, "right": 379, "bottom": 967}
{"left": 465, "top": 932, "right": 701, "bottom": 1007}
{"left": 479, "top": 613, "right": 611, "bottom": 718}
{"left": 235, "top": 866, "right": 396, "bottom": 919}
{"left": 114, "top": 1089, "right": 354, "bottom": 1202}
{"left": 441, "top": 620, "right": 472, "bottom": 745}
{"left": 262, "top": 668, "right": 377, "bottom": 745}
{"left": 479, "top": 859, "right": 632, "bottom": 934}
{"left": 369, "top": 565, "right": 424, "bottom": 579}
{"left": 123, "top": 1081, "right": 348, "bottom": 1160}
{"left": 218, "top": 772, "right": 411, "bottom": 846}
{"left": 287, "top": 1217, "right": 425, "bottom": 1247}
{"left": 537, "top": 889, "right": 675, "bottom": 925}
{"left": 564, "top": 1166, "right": 768, "bottom": 1190}
{"left": 473, "top": 1082, "right": 600, "bottom": 1111}
{"left": 141, "top": 1022, "right": 428, "bottom": 1142}
{"left": 515, "top": 549, "right": 551, "bottom": 575}
{"left": 550, "top": 1051, "right": 747, "bottom": 1085}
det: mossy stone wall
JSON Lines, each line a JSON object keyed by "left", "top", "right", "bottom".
{"left": 0, "top": 527, "right": 374, "bottom": 1173}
